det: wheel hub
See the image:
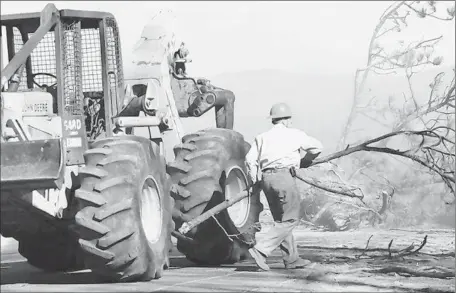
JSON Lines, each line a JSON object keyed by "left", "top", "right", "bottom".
{"left": 224, "top": 167, "right": 250, "bottom": 228}
{"left": 140, "top": 176, "right": 162, "bottom": 244}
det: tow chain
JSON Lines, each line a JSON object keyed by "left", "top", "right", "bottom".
{"left": 214, "top": 167, "right": 301, "bottom": 247}
{"left": 175, "top": 167, "right": 304, "bottom": 247}
{"left": 211, "top": 215, "right": 260, "bottom": 246}
{"left": 212, "top": 167, "right": 301, "bottom": 246}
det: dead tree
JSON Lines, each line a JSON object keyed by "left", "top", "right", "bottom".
{"left": 338, "top": 0, "right": 455, "bottom": 150}
{"left": 265, "top": 2, "right": 455, "bottom": 231}
{"left": 293, "top": 125, "right": 454, "bottom": 230}
{"left": 311, "top": 127, "right": 455, "bottom": 192}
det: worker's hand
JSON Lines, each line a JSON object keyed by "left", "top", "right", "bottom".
{"left": 299, "top": 159, "right": 313, "bottom": 168}
{"left": 249, "top": 181, "right": 261, "bottom": 195}
{"left": 299, "top": 149, "right": 320, "bottom": 169}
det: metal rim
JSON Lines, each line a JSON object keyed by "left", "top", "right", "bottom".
{"left": 225, "top": 166, "right": 251, "bottom": 228}
{"left": 140, "top": 176, "right": 162, "bottom": 244}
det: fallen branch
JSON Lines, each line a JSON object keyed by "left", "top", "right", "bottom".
{"left": 368, "top": 266, "right": 454, "bottom": 279}
{"left": 294, "top": 168, "right": 393, "bottom": 229}
{"left": 354, "top": 235, "right": 430, "bottom": 260}
{"left": 396, "top": 242, "right": 415, "bottom": 255}
{"left": 388, "top": 239, "right": 394, "bottom": 258}
{"left": 178, "top": 190, "right": 249, "bottom": 234}
{"left": 317, "top": 191, "right": 382, "bottom": 215}
{"left": 356, "top": 234, "right": 374, "bottom": 259}
{"left": 296, "top": 244, "right": 454, "bottom": 257}
{"left": 293, "top": 172, "right": 363, "bottom": 199}
{"left": 395, "top": 235, "right": 428, "bottom": 258}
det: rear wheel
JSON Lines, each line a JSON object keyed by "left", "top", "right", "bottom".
{"left": 73, "top": 136, "right": 174, "bottom": 282}
{"left": 1, "top": 194, "right": 84, "bottom": 272}
{"left": 18, "top": 230, "right": 84, "bottom": 272}
{"left": 168, "top": 128, "right": 262, "bottom": 265}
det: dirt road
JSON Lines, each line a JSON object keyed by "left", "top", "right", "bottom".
{"left": 1, "top": 227, "right": 454, "bottom": 292}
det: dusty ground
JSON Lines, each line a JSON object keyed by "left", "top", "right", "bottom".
{"left": 1, "top": 227, "right": 454, "bottom": 292}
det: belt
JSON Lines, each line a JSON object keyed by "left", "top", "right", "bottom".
{"left": 262, "top": 167, "right": 293, "bottom": 173}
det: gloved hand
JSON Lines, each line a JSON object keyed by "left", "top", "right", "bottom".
{"left": 299, "top": 159, "right": 313, "bottom": 168}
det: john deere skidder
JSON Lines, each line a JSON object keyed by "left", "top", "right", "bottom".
{"left": 1, "top": 4, "right": 262, "bottom": 282}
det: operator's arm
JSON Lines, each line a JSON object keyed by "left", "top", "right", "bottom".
{"left": 245, "top": 136, "right": 261, "bottom": 185}
{"left": 173, "top": 51, "right": 184, "bottom": 63}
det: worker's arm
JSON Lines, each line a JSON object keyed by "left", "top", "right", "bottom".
{"left": 175, "top": 58, "right": 192, "bottom": 63}
{"left": 298, "top": 131, "right": 323, "bottom": 168}
{"left": 174, "top": 51, "right": 192, "bottom": 63}
{"left": 245, "top": 136, "right": 261, "bottom": 185}
{"left": 298, "top": 130, "right": 323, "bottom": 154}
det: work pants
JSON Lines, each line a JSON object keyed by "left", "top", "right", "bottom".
{"left": 254, "top": 169, "right": 301, "bottom": 265}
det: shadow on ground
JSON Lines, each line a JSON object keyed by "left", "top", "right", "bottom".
{"left": 1, "top": 261, "right": 105, "bottom": 285}
{"left": 0, "top": 255, "right": 261, "bottom": 285}
{"left": 1, "top": 230, "right": 454, "bottom": 293}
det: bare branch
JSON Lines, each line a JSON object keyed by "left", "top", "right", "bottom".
{"left": 360, "top": 36, "right": 443, "bottom": 73}
{"left": 369, "top": 1, "right": 408, "bottom": 64}
{"left": 313, "top": 127, "right": 455, "bottom": 192}
{"left": 356, "top": 234, "right": 374, "bottom": 259}
{"left": 338, "top": 0, "right": 454, "bottom": 150}
{"left": 369, "top": 266, "right": 454, "bottom": 279}
{"left": 404, "top": 2, "right": 455, "bottom": 21}
{"left": 293, "top": 172, "right": 364, "bottom": 199}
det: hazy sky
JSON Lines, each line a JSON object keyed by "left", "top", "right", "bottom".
{"left": 2, "top": 1, "right": 454, "bottom": 78}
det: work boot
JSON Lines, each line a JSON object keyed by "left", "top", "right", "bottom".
{"left": 248, "top": 248, "right": 270, "bottom": 271}
{"left": 284, "top": 257, "right": 312, "bottom": 269}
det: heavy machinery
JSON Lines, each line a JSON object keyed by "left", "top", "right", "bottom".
{"left": 0, "top": 4, "right": 262, "bottom": 282}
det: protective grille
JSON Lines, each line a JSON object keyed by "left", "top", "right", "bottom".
{"left": 81, "top": 28, "right": 103, "bottom": 92}
{"left": 62, "top": 21, "right": 83, "bottom": 115}
{"left": 29, "top": 32, "right": 57, "bottom": 87}
{"left": 8, "top": 17, "right": 123, "bottom": 123}
{"left": 105, "top": 17, "right": 124, "bottom": 116}
{"left": 13, "top": 28, "right": 57, "bottom": 90}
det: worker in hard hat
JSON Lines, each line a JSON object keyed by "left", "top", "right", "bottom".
{"left": 174, "top": 42, "right": 192, "bottom": 76}
{"left": 245, "top": 102, "right": 323, "bottom": 271}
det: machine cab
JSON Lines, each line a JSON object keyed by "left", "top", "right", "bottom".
{"left": 1, "top": 4, "right": 125, "bottom": 165}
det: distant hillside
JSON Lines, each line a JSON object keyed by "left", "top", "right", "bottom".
{"left": 207, "top": 69, "right": 354, "bottom": 153}
{"left": 175, "top": 66, "right": 456, "bottom": 231}
{"left": 182, "top": 66, "right": 454, "bottom": 154}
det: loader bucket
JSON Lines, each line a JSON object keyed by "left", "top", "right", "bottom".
{"left": 1, "top": 139, "right": 64, "bottom": 191}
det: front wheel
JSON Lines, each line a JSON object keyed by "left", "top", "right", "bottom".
{"left": 18, "top": 230, "right": 84, "bottom": 272}
{"left": 73, "top": 136, "right": 174, "bottom": 282}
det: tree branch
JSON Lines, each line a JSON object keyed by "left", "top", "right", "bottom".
{"left": 293, "top": 172, "right": 364, "bottom": 199}
{"left": 404, "top": 2, "right": 455, "bottom": 21}
{"left": 368, "top": 266, "right": 454, "bottom": 279}
{"left": 313, "top": 128, "right": 455, "bottom": 192}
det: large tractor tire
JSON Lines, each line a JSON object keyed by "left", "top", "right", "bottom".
{"left": 168, "top": 128, "right": 263, "bottom": 265}
{"left": 73, "top": 136, "right": 174, "bottom": 282}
